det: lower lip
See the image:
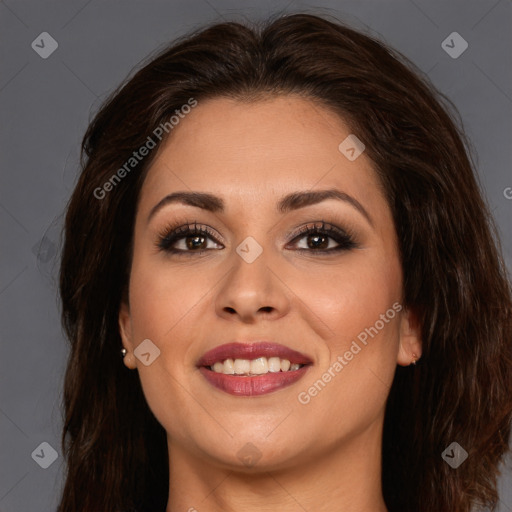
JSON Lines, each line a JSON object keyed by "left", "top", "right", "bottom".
{"left": 199, "top": 366, "right": 310, "bottom": 396}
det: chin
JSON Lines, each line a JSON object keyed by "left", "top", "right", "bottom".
{"left": 191, "top": 428, "right": 311, "bottom": 473}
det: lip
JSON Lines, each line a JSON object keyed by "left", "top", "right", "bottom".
{"left": 197, "top": 342, "right": 313, "bottom": 397}
{"left": 199, "top": 365, "right": 310, "bottom": 396}
{"left": 196, "top": 342, "right": 313, "bottom": 367}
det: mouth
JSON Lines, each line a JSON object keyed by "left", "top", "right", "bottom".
{"left": 197, "top": 342, "right": 313, "bottom": 396}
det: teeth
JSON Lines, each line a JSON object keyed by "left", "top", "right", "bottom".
{"left": 268, "top": 357, "right": 281, "bottom": 372}
{"left": 212, "top": 361, "right": 224, "bottom": 373}
{"left": 223, "top": 358, "right": 235, "bottom": 374}
{"left": 234, "top": 359, "right": 251, "bottom": 375}
{"left": 250, "top": 357, "right": 268, "bottom": 375}
{"left": 210, "top": 357, "right": 305, "bottom": 376}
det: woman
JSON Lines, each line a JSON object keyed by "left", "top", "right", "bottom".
{"left": 58, "top": 12, "right": 512, "bottom": 512}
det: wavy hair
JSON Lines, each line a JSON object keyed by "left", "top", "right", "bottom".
{"left": 58, "top": 12, "right": 512, "bottom": 512}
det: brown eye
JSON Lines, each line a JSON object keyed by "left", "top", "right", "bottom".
{"left": 288, "top": 221, "right": 357, "bottom": 253}
{"left": 157, "top": 223, "right": 223, "bottom": 255}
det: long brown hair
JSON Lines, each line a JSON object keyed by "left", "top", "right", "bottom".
{"left": 58, "top": 12, "right": 512, "bottom": 512}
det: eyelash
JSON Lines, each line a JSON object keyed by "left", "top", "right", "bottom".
{"left": 156, "top": 220, "right": 358, "bottom": 256}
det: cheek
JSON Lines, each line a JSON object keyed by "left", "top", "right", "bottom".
{"left": 292, "top": 253, "right": 402, "bottom": 409}
{"left": 125, "top": 257, "right": 206, "bottom": 439}
{"left": 127, "top": 255, "right": 205, "bottom": 341}
{"left": 294, "top": 254, "right": 402, "bottom": 423}
{"left": 290, "top": 252, "right": 403, "bottom": 349}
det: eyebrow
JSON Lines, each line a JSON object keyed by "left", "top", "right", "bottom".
{"left": 147, "top": 188, "right": 373, "bottom": 227}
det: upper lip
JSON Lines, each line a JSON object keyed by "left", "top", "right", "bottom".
{"left": 197, "top": 342, "right": 313, "bottom": 367}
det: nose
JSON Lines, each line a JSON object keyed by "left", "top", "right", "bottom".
{"left": 214, "top": 247, "right": 291, "bottom": 323}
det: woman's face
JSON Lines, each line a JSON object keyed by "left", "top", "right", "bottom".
{"left": 119, "top": 95, "right": 421, "bottom": 471}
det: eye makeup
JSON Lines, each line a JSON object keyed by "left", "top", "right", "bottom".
{"left": 154, "top": 219, "right": 359, "bottom": 257}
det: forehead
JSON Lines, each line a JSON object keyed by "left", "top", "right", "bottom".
{"left": 139, "top": 95, "right": 385, "bottom": 215}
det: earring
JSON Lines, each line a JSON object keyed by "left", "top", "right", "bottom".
{"left": 121, "top": 348, "right": 127, "bottom": 358}
{"left": 411, "top": 353, "right": 419, "bottom": 365}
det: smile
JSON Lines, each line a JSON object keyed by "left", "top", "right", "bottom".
{"left": 210, "top": 356, "right": 304, "bottom": 375}
{"left": 197, "top": 342, "right": 313, "bottom": 396}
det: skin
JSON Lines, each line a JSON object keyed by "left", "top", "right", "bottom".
{"left": 119, "top": 95, "right": 422, "bottom": 512}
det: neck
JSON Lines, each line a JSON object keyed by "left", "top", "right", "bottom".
{"left": 165, "top": 418, "right": 388, "bottom": 512}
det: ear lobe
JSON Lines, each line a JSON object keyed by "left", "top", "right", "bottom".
{"left": 119, "top": 301, "right": 137, "bottom": 370}
{"left": 397, "top": 306, "right": 422, "bottom": 367}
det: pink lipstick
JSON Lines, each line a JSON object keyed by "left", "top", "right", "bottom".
{"left": 197, "top": 342, "right": 312, "bottom": 396}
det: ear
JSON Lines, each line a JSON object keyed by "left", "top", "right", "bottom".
{"left": 119, "top": 300, "right": 137, "bottom": 370}
{"left": 397, "top": 306, "right": 422, "bottom": 366}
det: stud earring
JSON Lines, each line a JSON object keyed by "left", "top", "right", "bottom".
{"left": 411, "top": 353, "right": 419, "bottom": 365}
{"left": 121, "top": 348, "right": 127, "bottom": 358}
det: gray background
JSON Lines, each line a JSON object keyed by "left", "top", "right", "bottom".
{"left": 1, "top": 0, "right": 511, "bottom": 511}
